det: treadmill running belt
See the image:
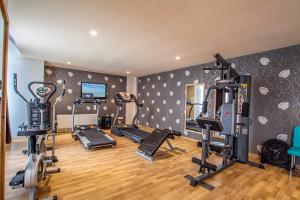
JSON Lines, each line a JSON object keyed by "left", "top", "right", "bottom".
{"left": 138, "top": 129, "right": 170, "bottom": 156}
{"left": 120, "top": 127, "right": 149, "bottom": 142}
{"left": 78, "top": 129, "right": 116, "bottom": 146}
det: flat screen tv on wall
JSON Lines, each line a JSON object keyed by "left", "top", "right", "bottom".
{"left": 81, "top": 82, "right": 107, "bottom": 99}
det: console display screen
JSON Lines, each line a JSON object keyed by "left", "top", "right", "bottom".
{"left": 81, "top": 82, "right": 107, "bottom": 99}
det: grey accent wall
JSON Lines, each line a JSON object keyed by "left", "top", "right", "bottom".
{"left": 44, "top": 66, "right": 127, "bottom": 124}
{"left": 137, "top": 44, "right": 300, "bottom": 153}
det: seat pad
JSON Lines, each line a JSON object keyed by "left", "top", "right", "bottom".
{"left": 288, "top": 147, "right": 300, "bottom": 156}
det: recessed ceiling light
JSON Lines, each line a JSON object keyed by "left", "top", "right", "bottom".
{"left": 66, "top": 61, "right": 71, "bottom": 65}
{"left": 175, "top": 56, "right": 181, "bottom": 60}
{"left": 126, "top": 71, "right": 130, "bottom": 74}
{"left": 89, "top": 30, "right": 98, "bottom": 37}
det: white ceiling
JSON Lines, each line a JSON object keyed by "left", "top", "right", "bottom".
{"left": 8, "top": 0, "right": 300, "bottom": 76}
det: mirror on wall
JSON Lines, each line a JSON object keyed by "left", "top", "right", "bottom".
{"left": 185, "top": 83, "right": 205, "bottom": 133}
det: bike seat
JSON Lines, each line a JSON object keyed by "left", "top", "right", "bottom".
{"left": 17, "top": 130, "right": 47, "bottom": 137}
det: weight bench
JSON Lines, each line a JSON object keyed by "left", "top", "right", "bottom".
{"left": 136, "top": 129, "right": 185, "bottom": 161}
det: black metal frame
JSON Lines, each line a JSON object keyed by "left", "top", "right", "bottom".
{"left": 185, "top": 54, "right": 264, "bottom": 190}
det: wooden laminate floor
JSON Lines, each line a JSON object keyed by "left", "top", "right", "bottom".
{"left": 5, "top": 129, "right": 300, "bottom": 200}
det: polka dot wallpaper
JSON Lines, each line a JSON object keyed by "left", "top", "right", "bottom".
{"left": 137, "top": 44, "right": 300, "bottom": 153}
{"left": 44, "top": 66, "right": 127, "bottom": 124}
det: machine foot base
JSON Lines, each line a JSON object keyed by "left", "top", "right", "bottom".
{"left": 184, "top": 175, "right": 215, "bottom": 190}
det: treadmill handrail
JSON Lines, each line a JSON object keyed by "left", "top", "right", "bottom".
{"left": 112, "top": 92, "right": 143, "bottom": 127}
{"left": 72, "top": 98, "right": 105, "bottom": 131}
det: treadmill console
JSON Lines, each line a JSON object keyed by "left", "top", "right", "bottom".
{"left": 74, "top": 98, "right": 105, "bottom": 105}
{"left": 116, "top": 92, "right": 132, "bottom": 103}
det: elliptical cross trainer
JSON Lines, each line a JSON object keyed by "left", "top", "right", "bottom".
{"left": 9, "top": 74, "right": 65, "bottom": 200}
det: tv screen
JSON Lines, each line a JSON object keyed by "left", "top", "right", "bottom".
{"left": 81, "top": 82, "right": 107, "bottom": 99}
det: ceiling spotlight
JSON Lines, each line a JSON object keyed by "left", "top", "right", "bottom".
{"left": 89, "top": 30, "right": 98, "bottom": 37}
{"left": 66, "top": 61, "right": 71, "bottom": 65}
{"left": 175, "top": 56, "right": 181, "bottom": 60}
{"left": 126, "top": 71, "right": 130, "bottom": 74}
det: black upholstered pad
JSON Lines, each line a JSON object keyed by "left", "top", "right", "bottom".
{"left": 17, "top": 130, "right": 47, "bottom": 137}
{"left": 120, "top": 127, "right": 149, "bottom": 143}
{"left": 138, "top": 129, "right": 170, "bottom": 156}
{"left": 196, "top": 117, "right": 223, "bottom": 132}
{"left": 78, "top": 129, "right": 116, "bottom": 146}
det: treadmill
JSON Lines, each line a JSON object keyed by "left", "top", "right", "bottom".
{"left": 111, "top": 92, "right": 149, "bottom": 143}
{"left": 72, "top": 85, "right": 116, "bottom": 150}
{"left": 186, "top": 99, "right": 202, "bottom": 132}
{"left": 111, "top": 92, "right": 185, "bottom": 161}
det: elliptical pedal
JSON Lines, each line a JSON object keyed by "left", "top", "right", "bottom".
{"left": 22, "top": 149, "right": 28, "bottom": 155}
{"left": 46, "top": 146, "right": 53, "bottom": 151}
{"left": 45, "top": 155, "right": 59, "bottom": 163}
{"left": 9, "top": 170, "right": 25, "bottom": 188}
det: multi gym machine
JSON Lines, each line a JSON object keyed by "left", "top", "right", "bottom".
{"left": 185, "top": 54, "right": 264, "bottom": 190}
{"left": 9, "top": 74, "right": 65, "bottom": 200}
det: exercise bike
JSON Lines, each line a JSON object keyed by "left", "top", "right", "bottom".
{"left": 9, "top": 77, "right": 65, "bottom": 200}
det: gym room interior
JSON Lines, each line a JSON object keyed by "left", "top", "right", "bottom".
{"left": 0, "top": 0, "right": 300, "bottom": 199}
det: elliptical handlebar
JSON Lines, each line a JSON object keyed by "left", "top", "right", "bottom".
{"left": 28, "top": 81, "right": 57, "bottom": 105}
{"left": 60, "top": 80, "right": 66, "bottom": 96}
{"left": 13, "top": 73, "right": 29, "bottom": 104}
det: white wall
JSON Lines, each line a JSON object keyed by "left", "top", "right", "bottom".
{"left": 126, "top": 76, "right": 137, "bottom": 124}
{"left": 57, "top": 114, "right": 97, "bottom": 129}
{"left": 7, "top": 41, "right": 44, "bottom": 137}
